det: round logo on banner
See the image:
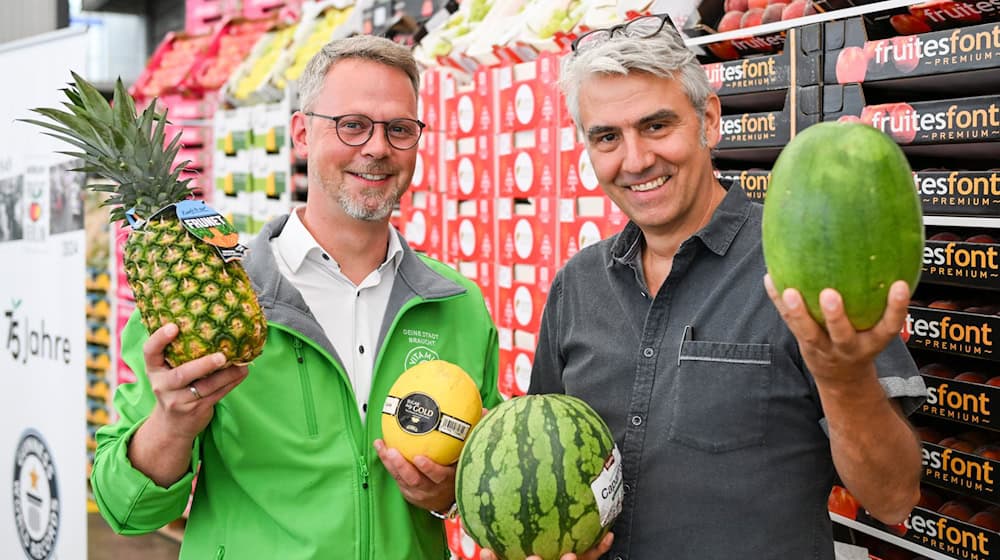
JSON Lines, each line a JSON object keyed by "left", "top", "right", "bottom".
{"left": 12, "top": 430, "right": 60, "bottom": 560}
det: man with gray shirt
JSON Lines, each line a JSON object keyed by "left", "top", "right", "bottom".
{"left": 483, "top": 14, "right": 927, "bottom": 560}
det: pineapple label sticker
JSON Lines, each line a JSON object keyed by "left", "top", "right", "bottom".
{"left": 131, "top": 201, "right": 247, "bottom": 262}
{"left": 590, "top": 445, "right": 623, "bottom": 527}
{"left": 382, "top": 393, "right": 471, "bottom": 441}
{"left": 12, "top": 430, "right": 61, "bottom": 560}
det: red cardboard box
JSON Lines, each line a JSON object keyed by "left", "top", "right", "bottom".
{"left": 445, "top": 67, "right": 494, "bottom": 138}
{"left": 495, "top": 53, "right": 560, "bottom": 132}
{"left": 402, "top": 191, "right": 444, "bottom": 259}
{"left": 558, "top": 125, "right": 601, "bottom": 198}
{"left": 498, "top": 198, "right": 558, "bottom": 266}
{"left": 497, "top": 127, "right": 558, "bottom": 197}
{"left": 447, "top": 137, "right": 493, "bottom": 199}
{"left": 558, "top": 196, "right": 628, "bottom": 263}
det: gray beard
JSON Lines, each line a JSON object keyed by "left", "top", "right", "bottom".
{"left": 336, "top": 186, "right": 401, "bottom": 221}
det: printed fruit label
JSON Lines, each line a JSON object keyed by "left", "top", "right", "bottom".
{"left": 128, "top": 201, "right": 246, "bottom": 262}
{"left": 382, "top": 393, "right": 471, "bottom": 441}
{"left": 174, "top": 200, "right": 245, "bottom": 262}
{"left": 590, "top": 445, "right": 624, "bottom": 527}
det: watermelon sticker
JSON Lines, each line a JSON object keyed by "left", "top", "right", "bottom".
{"left": 590, "top": 445, "right": 624, "bottom": 527}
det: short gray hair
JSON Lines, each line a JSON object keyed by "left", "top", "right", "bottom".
{"left": 297, "top": 35, "right": 420, "bottom": 112}
{"left": 559, "top": 29, "right": 713, "bottom": 129}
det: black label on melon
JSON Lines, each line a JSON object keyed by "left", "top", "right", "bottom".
{"left": 396, "top": 393, "right": 439, "bottom": 435}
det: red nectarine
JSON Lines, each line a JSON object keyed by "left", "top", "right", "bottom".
{"left": 939, "top": 499, "right": 976, "bottom": 521}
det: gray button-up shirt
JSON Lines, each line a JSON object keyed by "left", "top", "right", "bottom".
{"left": 529, "top": 183, "right": 926, "bottom": 560}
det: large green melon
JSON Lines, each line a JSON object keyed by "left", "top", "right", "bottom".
{"left": 455, "top": 394, "right": 622, "bottom": 560}
{"left": 762, "top": 121, "right": 923, "bottom": 330}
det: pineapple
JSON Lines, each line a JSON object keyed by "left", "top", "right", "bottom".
{"left": 24, "top": 72, "right": 266, "bottom": 368}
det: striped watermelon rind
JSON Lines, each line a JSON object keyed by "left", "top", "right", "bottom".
{"left": 455, "top": 394, "right": 621, "bottom": 560}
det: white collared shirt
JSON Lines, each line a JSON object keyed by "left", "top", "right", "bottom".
{"left": 270, "top": 208, "right": 403, "bottom": 421}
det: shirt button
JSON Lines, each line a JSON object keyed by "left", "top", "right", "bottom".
{"left": 624, "top": 483, "right": 631, "bottom": 493}
{"left": 321, "top": 253, "right": 330, "bottom": 260}
{"left": 362, "top": 403, "right": 368, "bottom": 412}
{"left": 642, "top": 347, "right": 654, "bottom": 358}
{"left": 359, "top": 345, "right": 365, "bottom": 354}
{"left": 640, "top": 291, "right": 647, "bottom": 298}
{"left": 631, "top": 415, "right": 642, "bottom": 426}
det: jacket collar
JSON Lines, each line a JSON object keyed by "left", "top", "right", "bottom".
{"left": 244, "top": 214, "right": 466, "bottom": 358}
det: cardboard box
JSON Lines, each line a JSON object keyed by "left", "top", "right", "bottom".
{"left": 498, "top": 198, "right": 558, "bottom": 266}
{"left": 716, "top": 169, "right": 771, "bottom": 203}
{"left": 922, "top": 239, "right": 1000, "bottom": 289}
{"left": 920, "top": 374, "right": 999, "bottom": 429}
{"left": 445, "top": 67, "right": 494, "bottom": 138}
{"left": 497, "top": 128, "right": 558, "bottom": 197}
{"left": 825, "top": 86, "right": 1000, "bottom": 149}
{"left": 922, "top": 441, "right": 1000, "bottom": 503}
{"left": 702, "top": 24, "right": 822, "bottom": 98}
{"left": 498, "top": 276, "right": 549, "bottom": 332}
{"left": 905, "top": 305, "right": 1000, "bottom": 361}
{"left": 916, "top": 170, "right": 1000, "bottom": 217}
{"left": 825, "top": 18, "right": 1000, "bottom": 85}
{"left": 558, "top": 125, "right": 599, "bottom": 198}
{"left": 848, "top": 505, "right": 999, "bottom": 558}
{"left": 498, "top": 346, "right": 534, "bottom": 398}
{"left": 495, "top": 53, "right": 560, "bottom": 132}
{"left": 558, "top": 196, "right": 628, "bottom": 263}
{"left": 717, "top": 88, "right": 822, "bottom": 151}
{"left": 447, "top": 137, "right": 494, "bottom": 199}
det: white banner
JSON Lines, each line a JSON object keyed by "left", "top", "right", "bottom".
{"left": 0, "top": 27, "right": 89, "bottom": 560}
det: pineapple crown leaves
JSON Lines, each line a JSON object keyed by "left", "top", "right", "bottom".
{"left": 19, "top": 71, "right": 194, "bottom": 223}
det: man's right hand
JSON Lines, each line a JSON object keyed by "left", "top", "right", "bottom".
{"left": 478, "top": 532, "right": 614, "bottom": 560}
{"left": 144, "top": 323, "right": 249, "bottom": 439}
{"left": 127, "top": 323, "right": 249, "bottom": 487}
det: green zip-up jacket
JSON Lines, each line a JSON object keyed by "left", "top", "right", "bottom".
{"left": 91, "top": 215, "right": 502, "bottom": 560}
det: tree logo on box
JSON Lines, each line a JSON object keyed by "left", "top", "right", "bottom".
{"left": 12, "top": 429, "right": 60, "bottom": 560}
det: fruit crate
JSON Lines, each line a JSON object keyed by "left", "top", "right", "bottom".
{"left": 183, "top": 17, "right": 277, "bottom": 95}
{"left": 905, "top": 305, "right": 1000, "bottom": 362}
{"left": 825, "top": 17, "right": 1000, "bottom": 86}
{"left": 130, "top": 31, "right": 213, "bottom": 100}
{"left": 823, "top": 86, "right": 1000, "bottom": 158}
{"left": 918, "top": 370, "right": 1000, "bottom": 430}
{"left": 916, "top": 170, "right": 1000, "bottom": 219}
{"left": 181, "top": 18, "right": 276, "bottom": 95}
{"left": 717, "top": 168, "right": 772, "bottom": 203}
{"left": 220, "top": 21, "right": 299, "bottom": 106}
{"left": 185, "top": 0, "right": 242, "bottom": 35}
{"left": 920, "top": 235, "right": 1000, "bottom": 290}
{"left": 271, "top": 0, "right": 356, "bottom": 101}
{"left": 833, "top": 503, "right": 1000, "bottom": 560}
{"left": 714, "top": 86, "right": 822, "bottom": 161}
{"left": 243, "top": 0, "right": 301, "bottom": 20}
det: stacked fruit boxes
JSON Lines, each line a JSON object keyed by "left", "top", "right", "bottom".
{"left": 399, "top": 68, "right": 448, "bottom": 260}
{"left": 493, "top": 54, "right": 563, "bottom": 398}
{"left": 444, "top": 68, "right": 498, "bottom": 316}
{"left": 85, "top": 266, "right": 112, "bottom": 483}
{"left": 817, "top": 6, "right": 1000, "bottom": 559}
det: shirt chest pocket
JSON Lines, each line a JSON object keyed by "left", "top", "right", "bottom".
{"left": 667, "top": 340, "right": 772, "bottom": 453}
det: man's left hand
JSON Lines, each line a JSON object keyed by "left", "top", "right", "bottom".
{"left": 374, "top": 439, "right": 456, "bottom": 513}
{"left": 764, "top": 275, "right": 911, "bottom": 384}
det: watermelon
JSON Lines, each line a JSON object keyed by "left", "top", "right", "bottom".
{"left": 762, "top": 121, "right": 924, "bottom": 330}
{"left": 455, "top": 394, "right": 622, "bottom": 560}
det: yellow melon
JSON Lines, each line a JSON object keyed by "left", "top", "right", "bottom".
{"left": 381, "top": 360, "right": 483, "bottom": 465}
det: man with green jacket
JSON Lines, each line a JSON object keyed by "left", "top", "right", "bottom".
{"left": 91, "top": 35, "right": 501, "bottom": 559}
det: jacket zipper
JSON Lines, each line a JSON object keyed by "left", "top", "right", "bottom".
{"left": 292, "top": 339, "right": 318, "bottom": 437}
{"left": 273, "top": 325, "right": 371, "bottom": 558}
{"left": 359, "top": 454, "right": 370, "bottom": 560}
